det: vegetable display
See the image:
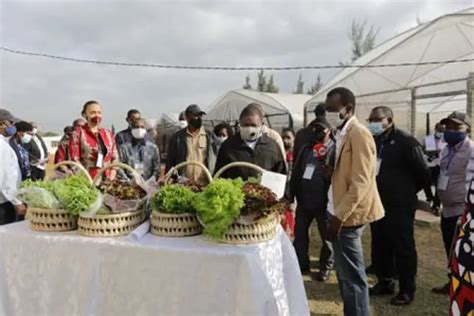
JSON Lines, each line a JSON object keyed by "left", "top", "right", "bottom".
{"left": 53, "top": 175, "right": 99, "bottom": 216}
{"left": 16, "top": 187, "right": 60, "bottom": 209}
{"left": 99, "top": 179, "right": 146, "bottom": 200}
{"left": 151, "top": 184, "right": 197, "bottom": 214}
{"left": 193, "top": 179, "right": 245, "bottom": 239}
{"left": 241, "top": 183, "right": 285, "bottom": 222}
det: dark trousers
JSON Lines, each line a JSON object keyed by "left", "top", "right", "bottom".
{"left": 333, "top": 225, "right": 370, "bottom": 316}
{"left": 441, "top": 215, "right": 461, "bottom": 260}
{"left": 293, "top": 205, "right": 334, "bottom": 271}
{"left": 31, "top": 167, "right": 46, "bottom": 181}
{"left": 371, "top": 207, "right": 417, "bottom": 295}
{"left": 0, "top": 202, "right": 16, "bottom": 225}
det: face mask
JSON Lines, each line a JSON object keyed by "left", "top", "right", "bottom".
{"left": 326, "top": 112, "right": 345, "bottom": 128}
{"left": 89, "top": 116, "right": 102, "bottom": 125}
{"left": 368, "top": 122, "right": 385, "bottom": 136}
{"left": 435, "top": 132, "right": 444, "bottom": 139}
{"left": 178, "top": 121, "right": 188, "bottom": 129}
{"left": 21, "top": 134, "right": 32, "bottom": 144}
{"left": 215, "top": 136, "right": 228, "bottom": 146}
{"left": 240, "top": 126, "right": 261, "bottom": 142}
{"left": 444, "top": 131, "right": 466, "bottom": 147}
{"left": 131, "top": 128, "right": 147, "bottom": 139}
{"left": 4, "top": 125, "right": 16, "bottom": 137}
{"left": 189, "top": 118, "right": 202, "bottom": 129}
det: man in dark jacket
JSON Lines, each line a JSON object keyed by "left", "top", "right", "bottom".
{"left": 367, "top": 106, "right": 432, "bottom": 306}
{"left": 166, "top": 104, "right": 217, "bottom": 182}
{"left": 290, "top": 117, "right": 334, "bottom": 281}
{"left": 294, "top": 103, "right": 326, "bottom": 158}
{"left": 23, "top": 122, "right": 49, "bottom": 180}
{"left": 115, "top": 109, "right": 141, "bottom": 146}
{"left": 215, "top": 103, "right": 286, "bottom": 179}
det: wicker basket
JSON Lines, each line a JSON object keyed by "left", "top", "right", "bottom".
{"left": 78, "top": 210, "right": 146, "bottom": 237}
{"left": 29, "top": 207, "right": 78, "bottom": 232}
{"left": 213, "top": 162, "right": 279, "bottom": 244}
{"left": 26, "top": 161, "right": 90, "bottom": 232}
{"left": 78, "top": 163, "right": 147, "bottom": 237}
{"left": 150, "top": 161, "right": 211, "bottom": 237}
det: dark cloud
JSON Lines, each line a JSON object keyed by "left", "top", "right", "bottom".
{"left": 0, "top": 0, "right": 471, "bottom": 132}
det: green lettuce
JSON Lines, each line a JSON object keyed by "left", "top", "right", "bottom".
{"left": 151, "top": 184, "right": 197, "bottom": 214}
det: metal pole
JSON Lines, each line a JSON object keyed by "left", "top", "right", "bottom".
{"left": 468, "top": 72, "right": 474, "bottom": 138}
{"left": 426, "top": 113, "right": 430, "bottom": 136}
{"left": 410, "top": 88, "right": 417, "bottom": 135}
{"left": 303, "top": 105, "right": 308, "bottom": 127}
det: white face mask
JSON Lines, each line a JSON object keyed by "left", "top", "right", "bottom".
{"left": 240, "top": 126, "right": 261, "bottom": 142}
{"left": 21, "top": 134, "right": 32, "bottom": 144}
{"left": 131, "top": 128, "right": 147, "bottom": 139}
{"left": 215, "top": 136, "right": 228, "bottom": 146}
{"left": 326, "top": 112, "right": 344, "bottom": 128}
{"left": 178, "top": 121, "right": 188, "bottom": 129}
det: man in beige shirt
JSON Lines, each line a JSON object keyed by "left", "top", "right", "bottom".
{"left": 166, "top": 104, "right": 216, "bottom": 184}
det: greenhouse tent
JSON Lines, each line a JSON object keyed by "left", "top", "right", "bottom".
{"left": 305, "top": 7, "right": 474, "bottom": 137}
{"left": 205, "top": 89, "right": 312, "bottom": 131}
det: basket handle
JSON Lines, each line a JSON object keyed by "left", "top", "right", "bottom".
{"left": 213, "top": 162, "right": 265, "bottom": 179}
{"left": 93, "top": 162, "right": 146, "bottom": 187}
{"left": 46, "top": 161, "right": 93, "bottom": 183}
{"left": 164, "top": 161, "right": 213, "bottom": 184}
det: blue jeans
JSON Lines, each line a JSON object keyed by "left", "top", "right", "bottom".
{"left": 333, "top": 225, "right": 370, "bottom": 316}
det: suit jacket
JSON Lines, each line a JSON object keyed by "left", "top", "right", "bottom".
{"left": 24, "top": 134, "right": 49, "bottom": 165}
{"left": 332, "top": 118, "right": 384, "bottom": 227}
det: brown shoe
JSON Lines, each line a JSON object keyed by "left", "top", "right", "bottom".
{"left": 431, "top": 283, "right": 450, "bottom": 295}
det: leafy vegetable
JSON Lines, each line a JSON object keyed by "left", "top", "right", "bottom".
{"left": 193, "top": 179, "right": 245, "bottom": 239}
{"left": 21, "top": 179, "right": 55, "bottom": 192}
{"left": 16, "top": 187, "right": 61, "bottom": 209}
{"left": 151, "top": 184, "right": 197, "bottom": 214}
{"left": 53, "top": 175, "right": 99, "bottom": 215}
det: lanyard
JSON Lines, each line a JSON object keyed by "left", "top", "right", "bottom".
{"left": 441, "top": 147, "right": 456, "bottom": 171}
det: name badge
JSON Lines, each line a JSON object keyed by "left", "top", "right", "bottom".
{"left": 376, "top": 159, "right": 382, "bottom": 176}
{"left": 134, "top": 162, "right": 145, "bottom": 175}
{"left": 303, "top": 164, "right": 316, "bottom": 180}
{"left": 438, "top": 174, "right": 450, "bottom": 191}
{"left": 96, "top": 152, "right": 104, "bottom": 168}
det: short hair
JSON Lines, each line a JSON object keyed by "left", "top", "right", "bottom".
{"left": 327, "top": 87, "right": 356, "bottom": 110}
{"left": 72, "top": 118, "right": 85, "bottom": 128}
{"left": 240, "top": 103, "right": 264, "bottom": 121}
{"left": 82, "top": 100, "right": 100, "bottom": 115}
{"left": 371, "top": 106, "right": 394, "bottom": 119}
{"left": 282, "top": 127, "right": 295, "bottom": 137}
{"left": 15, "top": 121, "right": 33, "bottom": 132}
{"left": 127, "top": 109, "right": 140, "bottom": 119}
{"left": 314, "top": 103, "right": 326, "bottom": 117}
{"left": 63, "top": 125, "right": 74, "bottom": 133}
{"left": 213, "top": 123, "right": 234, "bottom": 136}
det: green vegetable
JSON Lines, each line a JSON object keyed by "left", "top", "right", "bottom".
{"left": 21, "top": 179, "right": 55, "bottom": 192}
{"left": 17, "top": 187, "right": 61, "bottom": 209}
{"left": 53, "top": 175, "right": 99, "bottom": 215}
{"left": 151, "top": 184, "right": 197, "bottom": 214}
{"left": 193, "top": 179, "right": 245, "bottom": 239}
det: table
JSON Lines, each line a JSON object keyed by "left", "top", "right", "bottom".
{"left": 0, "top": 222, "right": 309, "bottom": 316}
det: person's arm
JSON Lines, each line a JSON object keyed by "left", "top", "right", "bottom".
{"left": 405, "top": 137, "right": 432, "bottom": 197}
{"left": 334, "top": 127, "right": 376, "bottom": 222}
{"left": 273, "top": 143, "right": 288, "bottom": 175}
{"left": 68, "top": 129, "right": 81, "bottom": 163}
{"left": 1, "top": 143, "right": 23, "bottom": 207}
{"left": 165, "top": 133, "right": 178, "bottom": 174}
{"left": 214, "top": 141, "right": 231, "bottom": 177}
{"left": 55, "top": 142, "right": 67, "bottom": 163}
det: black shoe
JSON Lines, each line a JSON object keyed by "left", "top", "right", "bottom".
{"left": 390, "top": 293, "right": 414, "bottom": 306}
{"left": 315, "top": 270, "right": 331, "bottom": 282}
{"left": 365, "top": 265, "right": 376, "bottom": 275}
{"left": 369, "top": 282, "right": 396, "bottom": 296}
{"left": 431, "top": 283, "right": 450, "bottom": 295}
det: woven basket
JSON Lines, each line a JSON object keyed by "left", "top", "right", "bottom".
{"left": 26, "top": 161, "right": 90, "bottom": 232}
{"left": 29, "top": 207, "right": 78, "bottom": 232}
{"left": 220, "top": 213, "right": 280, "bottom": 244}
{"left": 78, "top": 210, "right": 146, "bottom": 237}
{"left": 151, "top": 212, "right": 202, "bottom": 237}
{"left": 149, "top": 161, "right": 211, "bottom": 237}
{"left": 214, "top": 162, "right": 279, "bottom": 244}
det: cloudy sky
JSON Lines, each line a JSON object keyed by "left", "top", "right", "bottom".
{"left": 0, "top": 0, "right": 471, "bottom": 133}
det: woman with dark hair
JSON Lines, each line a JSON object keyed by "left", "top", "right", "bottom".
{"left": 213, "top": 123, "right": 233, "bottom": 152}
{"left": 9, "top": 121, "right": 34, "bottom": 181}
{"left": 63, "top": 100, "right": 118, "bottom": 179}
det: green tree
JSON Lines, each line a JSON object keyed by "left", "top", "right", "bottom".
{"left": 349, "top": 19, "right": 379, "bottom": 62}
{"left": 307, "top": 74, "right": 323, "bottom": 95}
{"left": 265, "top": 75, "right": 279, "bottom": 93}
{"left": 41, "top": 131, "right": 60, "bottom": 137}
{"left": 294, "top": 74, "right": 305, "bottom": 94}
{"left": 243, "top": 74, "right": 252, "bottom": 90}
{"left": 257, "top": 70, "right": 267, "bottom": 92}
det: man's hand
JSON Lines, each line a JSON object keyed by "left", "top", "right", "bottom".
{"left": 14, "top": 204, "right": 27, "bottom": 216}
{"left": 325, "top": 216, "right": 343, "bottom": 242}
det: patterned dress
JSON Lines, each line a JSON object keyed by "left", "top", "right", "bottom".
{"left": 450, "top": 178, "right": 474, "bottom": 315}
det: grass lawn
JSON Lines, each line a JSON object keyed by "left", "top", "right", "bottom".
{"left": 304, "top": 221, "right": 450, "bottom": 315}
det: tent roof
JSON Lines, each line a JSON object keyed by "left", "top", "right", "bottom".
{"left": 306, "top": 7, "right": 474, "bottom": 113}
{"left": 205, "top": 89, "right": 312, "bottom": 127}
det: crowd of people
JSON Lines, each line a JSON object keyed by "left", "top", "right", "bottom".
{"left": 0, "top": 86, "right": 473, "bottom": 315}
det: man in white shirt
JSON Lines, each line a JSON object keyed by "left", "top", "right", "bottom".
{"left": 0, "top": 110, "right": 26, "bottom": 224}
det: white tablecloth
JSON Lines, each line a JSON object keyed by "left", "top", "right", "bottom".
{"left": 0, "top": 222, "right": 309, "bottom": 316}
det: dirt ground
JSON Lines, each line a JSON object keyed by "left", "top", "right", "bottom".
{"left": 304, "top": 222, "right": 449, "bottom": 315}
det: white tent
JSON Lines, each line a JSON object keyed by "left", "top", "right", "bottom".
{"left": 305, "top": 7, "right": 474, "bottom": 136}
{"left": 156, "top": 113, "right": 181, "bottom": 158}
{"left": 205, "top": 89, "right": 312, "bottom": 130}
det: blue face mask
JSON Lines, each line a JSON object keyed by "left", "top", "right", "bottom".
{"left": 4, "top": 125, "right": 17, "bottom": 137}
{"left": 368, "top": 122, "right": 385, "bottom": 136}
{"left": 444, "top": 131, "right": 466, "bottom": 147}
